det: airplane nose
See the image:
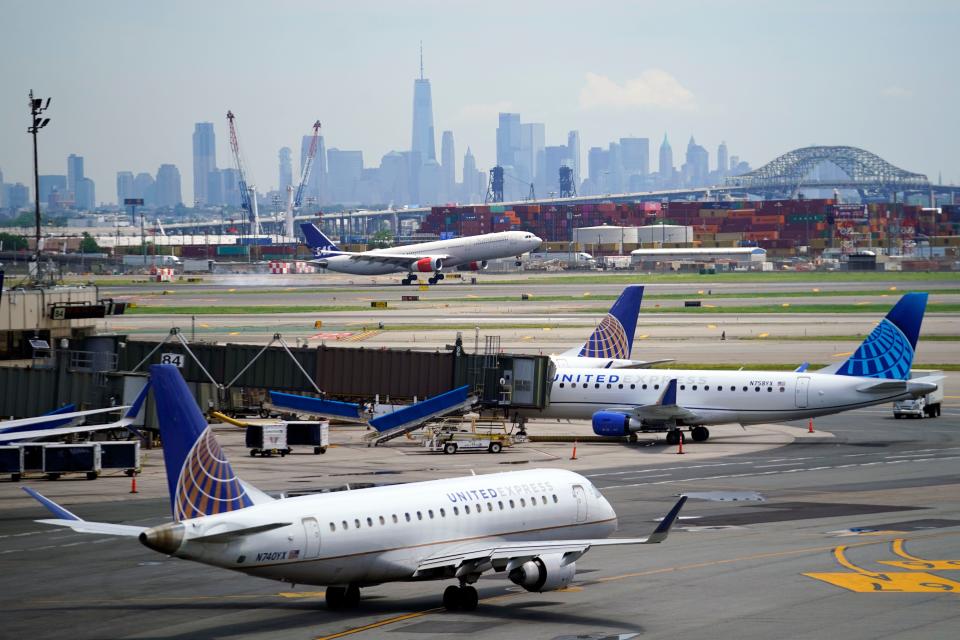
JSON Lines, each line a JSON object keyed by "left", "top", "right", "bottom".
{"left": 139, "top": 522, "right": 185, "bottom": 555}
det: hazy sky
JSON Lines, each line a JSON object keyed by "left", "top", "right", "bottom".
{"left": 2, "top": 0, "right": 957, "bottom": 204}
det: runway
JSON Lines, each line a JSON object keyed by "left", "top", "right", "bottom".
{"left": 2, "top": 404, "right": 959, "bottom": 639}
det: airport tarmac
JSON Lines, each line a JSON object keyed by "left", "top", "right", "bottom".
{"left": 2, "top": 402, "right": 959, "bottom": 640}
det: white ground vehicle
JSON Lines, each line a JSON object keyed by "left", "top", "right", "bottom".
{"left": 893, "top": 371, "right": 944, "bottom": 418}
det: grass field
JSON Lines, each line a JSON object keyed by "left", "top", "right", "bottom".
{"left": 575, "top": 302, "right": 960, "bottom": 314}
{"left": 127, "top": 305, "right": 371, "bottom": 315}
{"left": 437, "top": 288, "right": 960, "bottom": 304}
{"left": 499, "top": 271, "right": 960, "bottom": 285}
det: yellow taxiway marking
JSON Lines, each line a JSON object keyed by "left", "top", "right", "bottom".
{"left": 832, "top": 351, "right": 853, "bottom": 357}
{"left": 521, "top": 336, "right": 533, "bottom": 341}
{"left": 781, "top": 303, "right": 790, "bottom": 308}
{"left": 757, "top": 332, "right": 769, "bottom": 338}
{"left": 804, "top": 544, "right": 960, "bottom": 593}
{"left": 583, "top": 292, "right": 591, "bottom": 297}
{"left": 199, "top": 323, "right": 210, "bottom": 328}
{"left": 707, "top": 324, "right": 717, "bottom": 329}
{"left": 228, "top": 332, "right": 240, "bottom": 336}
{"left": 314, "top": 608, "right": 444, "bottom": 640}
{"left": 278, "top": 590, "right": 326, "bottom": 599}
{"left": 812, "top": 288, "right": 820, "bottom": 292}
{"left": 878, "top": 538, "right": 960, "bottom": 571}
{"left": 542, "top": 327, "right": 552, "bottom": 331}
{"left": 889, "top": 286, "right": 897, "bottom": 291}
{"left": 638, "top": 334, "right": 649, "bottom": 339}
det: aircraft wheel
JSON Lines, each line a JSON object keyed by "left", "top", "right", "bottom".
{"left": 428, "top": 277, "right": 437, "bottom": 285}
{"left": 460, "top": 585, "right": 478, "bottom": 611}
{"left": 326, "top": 586, "right": 345, "bottom": 609}
{"left": 443, "top": 585, "right": 461, "bottom": 611}
{"left": 488, "top": 441, "right": 502, "bottom": 454}
{"left": 894, "top": 414, "right": 902, "bottom": 419}
{"left": 344, "top": 584, "right": 360, "bottom": 608}
{"left": 628, "top": 433, "right": 639, "bottom": 443}
{"left": 665, "top": 430, "right": 681, "bottom": 446}
{"left": 691, "top": 426, "right": 709, "bottom": 442}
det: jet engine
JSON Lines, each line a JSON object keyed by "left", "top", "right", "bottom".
{"left": 592, "top": 411, "right": 641, "bottom": 437}
{"left": 415, "top": 257, "right": 443, "bottom": 272}
{"left": 507, "top": 554, "right": 576, "bottom": 593}
{"left": 455, "top": 260, "right": 488, "bottom": 272}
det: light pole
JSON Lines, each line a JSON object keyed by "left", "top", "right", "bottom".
{"left": 27, "top": 90, "right": 51, "bottom": 279}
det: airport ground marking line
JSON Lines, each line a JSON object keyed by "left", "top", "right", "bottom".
{"left": 755, "top": 462, "right": 805, "bottom": 468}
{"left": 313, "top": 608, "right": 444, "bottom": 640}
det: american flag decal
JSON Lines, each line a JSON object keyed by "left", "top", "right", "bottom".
{"left": 288, "top": 549, "right": 300, "bottom": 559}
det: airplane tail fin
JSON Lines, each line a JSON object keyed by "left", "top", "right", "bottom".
{"left": 835, "top": 292, "right": 927, "bottom": 380}
{"left": 300, "top": 222, "right": 338, "bottom": 252}
{"left": 572, "top": 285, "right": 644, "bottom": 359}
{"left": 150, "top": 364, "right": 262, "bottom": 522}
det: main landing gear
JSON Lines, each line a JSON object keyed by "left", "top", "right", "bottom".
{"left": 665, "top": 426, "right": 710, "bottom": 445}
{"left": 442, "top": 584, "right": 479, "bottom": 611}
{"left": 325, "top": 584, "right": 361, "bottom": 609}
{"left": 401, "top": 275, "right": 415, "bottom": 285}
{"left": 427, "top": 273, "right": 445, "bottom": 285}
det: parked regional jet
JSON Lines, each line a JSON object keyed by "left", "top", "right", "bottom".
{"left": 0, "top": 384, "right": 149, "bottom": 443}
{"left": 530, "top": 293, "right": 939, "bottom": 444}
{"left": 550, "top": 285, "right": 671, "bottom": 370}
{"left": 301, "top": 223, "right": 542, "bottom": 285}
{"left": 25, "top": 365, "right": 686, "bottom": 611}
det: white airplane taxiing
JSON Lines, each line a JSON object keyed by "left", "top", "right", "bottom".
{"left": 0, "top": 384, "right": 149, "bottom": 443}
{"left": 529, "top": 292, "right": 939, "bottom": 444}
{"left": 301, "top": 223, "right": 542, "bottom": 285}
{"left": 550, "top": 285, "right": 671, "bottom": 370}
{"left": 25, "top": 364, "right": 686, "bottom": 611}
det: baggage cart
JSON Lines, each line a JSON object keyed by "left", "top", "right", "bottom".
{"left": 245, "top": 423, "right": 290, "bottom": 457}
{"left": 100, "top": 441, "right": 141, "bottom": 475}
{"left": 285, "top": 421, "right": 329, "bottom": 454}
{"left": 42, "top": 443, "right": 102, "bottom": 480}
{"left": 0, "top": 446, "right": 22, "bottom": 481}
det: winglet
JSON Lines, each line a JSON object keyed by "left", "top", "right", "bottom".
{"left": 22, "top": 487, "right": 81, "bottom": 521}
{"left": 794, "top": 362, "right": 809, "bottom": 373}
{"left": 124, "top": 382, "right": 150, "bottom": 421}
{"left": 644, "top": 495, "right": 687, "bottom": 544}
{"left": 659, "top": 378, "right": 678, "bottom": 406}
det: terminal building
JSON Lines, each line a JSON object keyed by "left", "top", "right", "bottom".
{"left": 630, "top": 246, "right": 767, "bottom": 269}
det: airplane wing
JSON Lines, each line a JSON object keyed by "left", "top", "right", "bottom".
{"left": 617, "top": 379, "right": 702, "bottom": 423}
{"left": 415, "top": 496, "right": 686, "bottom": 576}
{"left": 343, "top": 252, "right": 450, "bottom": 267}
{"left": 0, "top": 383, "right": 150, "bottom": 443}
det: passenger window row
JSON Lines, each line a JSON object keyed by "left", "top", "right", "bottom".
{"left": 558, "top": 382, "right": 785, "bottom": 393}
{"left": 328, "top": 494, "right": 560, "bottom": 532}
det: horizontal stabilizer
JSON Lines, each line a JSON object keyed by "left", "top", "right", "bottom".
{"left": 191, "top": 522, "right": 291, "bottom": 543}
{"left": 856, "top": 380, "right": 908, "bottom": 393}
{"left": 36, "top": 519, "right": 146, "bottom": 537}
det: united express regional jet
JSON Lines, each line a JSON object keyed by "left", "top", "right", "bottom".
{"left": 301, "top": 223, "right": 541, "bottom": 285}
{"left": 25, "top": 364, "right": 686, "bottom": 612}
{"left": 533, "top": 292, "right": 939, "bottom": 444}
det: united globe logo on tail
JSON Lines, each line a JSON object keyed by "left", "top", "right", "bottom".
{"left": 174, "top": 428, "right": 253, "bottom": 521}
{"left": 835, "top": 292, "right": 927, "bottom": 381}
{"left": 579, "top": 314, "right": 631, "bottom": 360}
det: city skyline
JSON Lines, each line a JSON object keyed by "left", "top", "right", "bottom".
{"left": 1, "top": 0, "right": 957, "bottom": 206}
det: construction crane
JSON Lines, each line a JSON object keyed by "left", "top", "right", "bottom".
{"left": 284, "top": 120, "right": 321, "bottom": 238}
{"left": 226, "top": 110, "right": 261, "bottom": 236}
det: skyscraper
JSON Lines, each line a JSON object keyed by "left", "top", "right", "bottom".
{"left": 619, "top": 138, "right": 650, "bottom": 176}
{"left": 327, "top": 149, "right": 363, "bottom": 203}
{"left": 520, "top": 122, "right": 545, "bottom": 194}
{"left": 567, "top": 131, "right": 581, "bottom": 187}
{"left": 39, "top": 175, "right": 67, "bottom": 205}
{"left": 192, "top": 123, "right": 216, "bottom": 205}
{"left": 134, "top": 172, "right": 156, "bottom": 206}
{"left": 440, "top": 131, "right": 455, "bottom": 201}
{"left": 684, "top": 137, "right": 709, "bottom": 186}
{"left": 717, "top": 141, "right": 729, "bottom": 175}
{"left": 544, "top": 146, "right": 572, "bottom": 197}
{"left": 411, "top": 44, "right": 436, "bottom": 164}
{"left": 77, "top": 178, "right": 96, "bottom": 210}
{"left": 67, "top": 154, "right": 84, "bottom": 195}
{"left": 116, "top": 172, "right": 134, "bottom": 204}
{"left": 462, "top": 147, "right": 478, "bottom": 203}
{"left": 155, "top": 164, "right": 183, "bottom": 208}
{"left": 658, "top": 134, "right": 673, "bottom": 183}
{"left": 496, "top": 113, "right": 521, "bottom": 169}
{"left": 278, "top": 147, "right": 293, "bottom": 194}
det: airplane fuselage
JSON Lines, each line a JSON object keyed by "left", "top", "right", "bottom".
{"left": 315, "top": 231, "right": 540, "bottom": 275}
{"left": 164, "top": 469, "right": 615, "bottom": 586}
{"left": 527, "top": 368, "right": 931, "bottom": 426}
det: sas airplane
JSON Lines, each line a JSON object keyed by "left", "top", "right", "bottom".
{"left": 0, "top": 385, "right": 149, "bottom": 443}
{"left": 301, "top": 223, "right": 542, "bottom": 285}
{"left": 25, "top": 364, "right": 686, "bottom": 612}
{"left": 550, "top": 285, "right": 671, "bottom": 370}
{"left": 532, "top": 292, "right": 939, "bottom": 445}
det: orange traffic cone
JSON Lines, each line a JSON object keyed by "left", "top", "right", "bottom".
{"left": 570, "top": 440, "right": 578, "bottom": 460}
{"left": 808, "top": 418, "right": 815, "bottom": 434}
{"left": 676, "top": 432, "right": 685, "bottom": 455}
{"left": 129, "top": 471, "right": 138, "bottom": 494}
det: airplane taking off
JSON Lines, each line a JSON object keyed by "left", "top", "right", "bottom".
{"left": 531, "top": 293, "right": 939, "bottom": 444}
{"left": 550, "top": 285, "right": 671, "bottom": 370}
{"left": 0, "top": 385, "right": 149, "bottom": 443}
{"left": 301, "top": 223, "right": 542, "bottom": 285}
{"left": 26, "top": 365, "right": 686, "bottom": 611}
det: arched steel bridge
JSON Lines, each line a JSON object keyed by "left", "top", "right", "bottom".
{"left": 724, "top": 145, "right": 930, "bottom": 193}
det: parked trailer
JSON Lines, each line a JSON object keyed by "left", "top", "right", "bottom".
{"left": 422, "top": 418, "right": 514, "bottom": 454}
{"left": 285, "top": 421, "right": 329, "bottom": 454}
{"left": 0, "top": 446, "right": 22, "bottom": 481}
{"left": 42, "top": 443, "right": 102, "bottom": 480}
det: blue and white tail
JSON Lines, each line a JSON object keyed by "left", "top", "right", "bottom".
{"left": 300, "top": 222, "right": 339, "bottom": 254}
{"left": 151, "top": 364, "right": 266, "bottom": 521}
{"left": 568, "top": 285, "right": 644, "bottom": 359}
{"left": 834, "top": 292, "right": 927, "bottom": 380}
